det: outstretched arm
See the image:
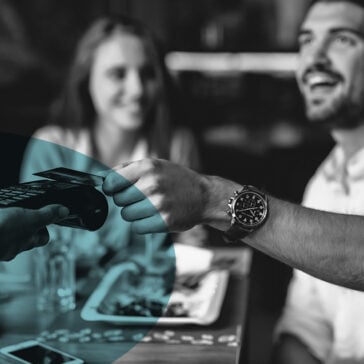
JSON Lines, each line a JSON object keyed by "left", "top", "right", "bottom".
{"left": 103, "top": 158, "right": 364, "bottom": 290}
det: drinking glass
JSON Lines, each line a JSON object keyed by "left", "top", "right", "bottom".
{"left": 34, "top": 228, "right": 76, "bottom": 313}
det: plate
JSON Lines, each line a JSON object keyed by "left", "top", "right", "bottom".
{"left": 81, "top": 259, "right": 229, "bottom": 326}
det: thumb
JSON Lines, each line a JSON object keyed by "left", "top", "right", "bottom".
{"left": 25, "top": 205, "right": 70, "bottom": 230}
{"left": 111, "top": 161, "right": 134, "bottom": 171}
{"left": 97, "top": 161, "right": 133, "bottom": 179}
{"left": 31, "top": 227, "right": 51, "bottom": 248}
{"left": 102, "top": 161, "right": 136, "bottom": 195}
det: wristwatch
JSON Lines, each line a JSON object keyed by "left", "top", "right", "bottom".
{"left": 223, "top": 185, "right": 269, "bottom": 242}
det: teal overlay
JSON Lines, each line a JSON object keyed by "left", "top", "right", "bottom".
{"left": 20, "top": 135, "right": 176, "bottom": 356}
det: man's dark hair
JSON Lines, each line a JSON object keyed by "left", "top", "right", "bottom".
{"left": 310, "top": 0, "right": 364, "bottom": 9}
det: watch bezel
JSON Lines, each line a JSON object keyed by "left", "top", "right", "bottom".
{"left": 230, "top": 188, "right": 268, "bottom": 229}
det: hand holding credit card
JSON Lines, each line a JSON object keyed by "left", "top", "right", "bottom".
{"left": 0, "top": 167, "right": 108, "bottom": 231}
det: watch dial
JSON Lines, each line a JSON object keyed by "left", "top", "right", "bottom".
{"left": 234, "top": 191, "right": 267, "bottom": 227}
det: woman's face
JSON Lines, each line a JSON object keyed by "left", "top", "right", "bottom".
{"left": 89, "top": 31, "right": 161, "bottom": 131}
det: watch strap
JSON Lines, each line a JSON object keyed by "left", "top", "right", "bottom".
{"left": 222, "top": 224, "right": 251, "bottom": 243}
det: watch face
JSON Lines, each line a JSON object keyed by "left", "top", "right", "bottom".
{"left": 232, "top": 190, "right": 268, "bottom": 228}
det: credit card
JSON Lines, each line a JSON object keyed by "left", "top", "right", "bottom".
{"left": 34, "top": 167, "right": 105, "bottom": 187}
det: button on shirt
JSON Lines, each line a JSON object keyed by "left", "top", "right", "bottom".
{"left": 276, "top": 145, "right": 364, "bottom": 364}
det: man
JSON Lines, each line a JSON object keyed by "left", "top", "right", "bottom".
{"left": 273, "top": 0, "right": 364, "bottom": 362}
{"left": 0, "top": 205, "right": 69, "bottom": 261}
{"left": 103, "top": 0, "right": 364, "bottom": 360}
{"left": 104, "top": 0, "right": 364, "bottom": 361}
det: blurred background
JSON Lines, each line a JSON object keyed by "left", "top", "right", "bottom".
{"left": 0, "top": 0, "right": 335, "bottom": 363}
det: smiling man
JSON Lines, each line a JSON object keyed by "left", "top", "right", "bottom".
{"left": 273, "top": 1, "right": 364, "bottom": 363}
{"left": 298, "top": 0, "right": 364, "bottom": 132}
{"left": 103, "top": 1, "right": 364, "bottom": 358}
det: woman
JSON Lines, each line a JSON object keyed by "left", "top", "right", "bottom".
{"left": 21, "top": 15, "right": 203, "bottom": 270}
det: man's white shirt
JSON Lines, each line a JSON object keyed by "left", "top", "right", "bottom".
{"left": 276, "top": 145, "right": 364, "bottom": 364}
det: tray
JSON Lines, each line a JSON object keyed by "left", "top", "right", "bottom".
{"left": 81, "top": 260, "right": 229, "bottom": 326}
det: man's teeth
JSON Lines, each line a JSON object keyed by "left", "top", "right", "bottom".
{"left": 307, "top": 74, "right": 337, "bottom": 87}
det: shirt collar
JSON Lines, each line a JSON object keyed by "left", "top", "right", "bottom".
{"left": 323, "top": 144, "right": 364, "bottom": 183}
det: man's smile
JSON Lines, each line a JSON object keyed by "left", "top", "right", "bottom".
{"left": 302, "top": 71, "right": 343, "bottom": 97}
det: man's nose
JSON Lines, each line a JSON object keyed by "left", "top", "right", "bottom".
{"left": 305, "top": 40, "right": 331, "bottom": 68}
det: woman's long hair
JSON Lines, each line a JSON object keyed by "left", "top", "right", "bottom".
{"left": 51, "top": 15, "right": 177, "bottom": 159}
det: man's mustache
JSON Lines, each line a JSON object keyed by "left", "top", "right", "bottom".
{"left": 302, "top": 65, "right": 343, "bottom": 84}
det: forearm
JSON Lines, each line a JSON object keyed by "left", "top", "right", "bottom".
{"left": 202, "top": 175, "right": 364, "bottom": 290}
{"left": 254, "top": 197, "right": 364, "bottom": 290}
{"left": 104, "top": 159, "right": 364, "bottom": 290}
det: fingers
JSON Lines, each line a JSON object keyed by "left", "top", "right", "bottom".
{"left": 103, "top": 169, "right": 133, "bottom": 195}
{"left": 112, "top": 185, "right": 146, "bottom": 207}
{"left": 27, "top": 205, "right": 70, "bottom": 230}
{"left": 27, "top": 227, "right": 50, "bottom": 248}
{"left": 97, "top": 168, "right": 113, "bottom": 179}
{"left": 130, "top": 215, "right": 168, "bottom": 234}
{"left": 101, "top": 158, "right": 177, "bottom": 234}
{"left": 8, "top": 228, "right": 50, "bottom": 260}
{"left": 103, "top": 159, "right": 161, "bottom": 195}
{"left": 111, "top": 161, "right": 134, "bottom": 171}
{"left": 3, "top": 227, "right": 51, "bottom": 261}
{"left": 97, "top": 161, "right": 133, "bottom": 179}
{"left": 121, "top": 199, "right": 158, "bottom": 221}
{"left": 103, "top": 161, "right": 144, "bottom": 195}
{"left": 0, "top": 206, "right": 70, "bottom": 261}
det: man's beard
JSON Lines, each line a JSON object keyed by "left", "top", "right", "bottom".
{"left": 305, "top": 93, "right": 364, "bottom": 130}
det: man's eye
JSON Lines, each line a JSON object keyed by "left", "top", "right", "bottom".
{"left": 298, "top": 35, "right": 313, "bottom": 49}
{"left": 332, "top": 34, "right": 356, "bottom": 47}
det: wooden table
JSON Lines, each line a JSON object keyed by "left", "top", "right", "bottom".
{"left": 0, "top": 247, "right": 251, "bottom": 364}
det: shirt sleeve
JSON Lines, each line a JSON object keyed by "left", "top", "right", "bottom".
{"left": 274, "top": 269, "right": 333, "bottom": 361}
